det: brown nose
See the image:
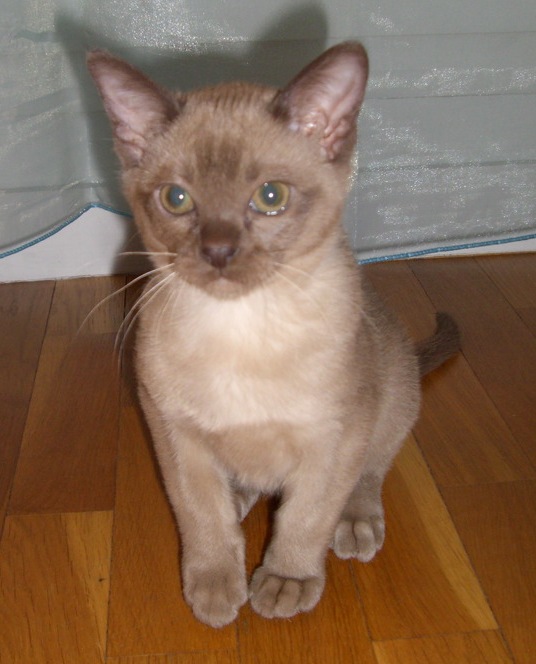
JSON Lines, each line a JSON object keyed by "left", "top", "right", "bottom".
{"left": 200, "top": 221, "right": 240, "bottom": 270}
{"left": 201, "top": 244, "right": 238, "bottom": 269}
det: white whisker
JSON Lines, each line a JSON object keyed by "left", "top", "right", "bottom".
{"left": 273, "top": 261, "right": 314, "bottom": 282}
{"left": 116, "top": 271, "right": 175, "bottom": 359}
{"left": 273, "top": 267, "right": 332, "bottom": 332}
{"left": 273, "top": 260, "right": 327, "bottom": 301}
{"left": 124, "top": 229, "right": 142, "bottom": 249}
{"left": 156, "top": 274, "right": 183, "bottom": 338}
{"left": 116, "top": 276, "right": 163, "bottom": 353}
{"left": 76, "top": 264, "right": 171, "bottom": 336}
{"left": 118, "top": 251, "right": 177, "bottom": 258}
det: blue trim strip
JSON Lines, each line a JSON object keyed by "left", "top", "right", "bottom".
{"left": 358, "top": 232, "right": 536, "bottom": 264}
{"left": 0, "top": 203, "right": 132, "bottom": 260}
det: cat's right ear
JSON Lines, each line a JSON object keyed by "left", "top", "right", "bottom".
{"left": 87, "top": 51, "right": 179, "bottom": 168}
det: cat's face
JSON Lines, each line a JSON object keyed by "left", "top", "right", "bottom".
{"left": 88, "top": 44, "right": 368, "bottom": 298}
{"left": 125, "top": 83, "right": 352, "bottom": 298}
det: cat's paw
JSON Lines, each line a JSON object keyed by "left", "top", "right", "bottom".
{"left": 183, "top": 567, "right": 248, "bottom": 628}
{"left": 249, "top": 566, "right": 325, "bottom": 619}
{"left": 332, "top": 515, "right": 385, "bottom": 562}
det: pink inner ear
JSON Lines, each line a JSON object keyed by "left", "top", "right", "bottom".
{"left": 319, "top": 54, "right": 367, "bottom": 145}
{"left": 88, "top": 51, "right": 178, "bottom": 167}
{"left": 104, "top": 74, "right": 169, "bottom": 132}
{"left": 282, "top": 43, "right": 368, "bottom": 160}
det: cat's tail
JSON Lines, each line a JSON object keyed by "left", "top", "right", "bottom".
{"left": 416, "top": 313, "right": 461, "bottom": 377}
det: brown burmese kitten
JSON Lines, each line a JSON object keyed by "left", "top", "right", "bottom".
{"left": 88, "top": 43, "right": 459, "bottom": 627}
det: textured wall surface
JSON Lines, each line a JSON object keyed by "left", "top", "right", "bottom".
{"left": 1, "top": 1, "right": 535, "bottom": 259}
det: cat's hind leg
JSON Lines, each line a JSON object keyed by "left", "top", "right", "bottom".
{"left": 333, "top": 361, "right": 420, "bottom": 563}
{"left": 332, "top": 472, "right": 385, "bottom": 562}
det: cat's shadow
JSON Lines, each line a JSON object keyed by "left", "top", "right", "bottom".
{"left": 55, "top": 3, "right": 329, "bottom": 274}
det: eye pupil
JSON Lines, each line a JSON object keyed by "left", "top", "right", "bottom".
{"left": 169, "top": 187, "right": 186, "bottom": 206}
{"left": 263, "top": 184, "right": 279, "bottom": 205}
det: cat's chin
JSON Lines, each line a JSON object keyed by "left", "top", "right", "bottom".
{"left": 172, "top": 258, "right": 276, "bottom": 300}
{"left": 201, "top": 279, "right": 251, "bottom": 300}
{"left": 181, "top": 272, "right": 263, "bottom": 301}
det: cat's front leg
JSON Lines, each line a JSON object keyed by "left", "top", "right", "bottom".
{"left": 139, "top": 389, "right": 248, "bottom": 627}
{"left": 164, "top": 435, "right": 249, "bottom": 628}
{"left": 249, "top": 445, "right": 356, "bottom": 619}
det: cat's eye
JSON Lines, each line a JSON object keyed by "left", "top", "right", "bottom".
{"left": 159, "top": 184, "right": 195, "bottom": 215}
{"left": 250, "top": 182, "right": 290, "bottom": 216}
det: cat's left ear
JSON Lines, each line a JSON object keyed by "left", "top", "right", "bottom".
{"left": 87, "top": 50, "right": 179, "bottom": 168}
{"left": 272, "top": 42, "right": 368, "bottom": 161}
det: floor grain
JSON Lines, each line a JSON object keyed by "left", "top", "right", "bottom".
{"left": 0, "top": 511, "right": 113, "bottom": 664}
{"left": 0, "top": 281, "right": 54, "bottom": 531}
{"left": 1, "top": 255, "right": 535, "bottom": 663}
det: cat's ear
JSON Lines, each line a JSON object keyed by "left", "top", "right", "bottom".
{"left": 87, "top": 51, "right": 180, "bottom": 168}
{"left": 272, "top": 42, "right": 368, "bottom": 161}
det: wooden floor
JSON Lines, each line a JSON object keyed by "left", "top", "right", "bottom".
{"left": 1, "top": 254, "right": 535, "bottom": 663}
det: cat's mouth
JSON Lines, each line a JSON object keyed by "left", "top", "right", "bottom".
{"left": 171, "top": 248, "right": 275, "bottom": 300}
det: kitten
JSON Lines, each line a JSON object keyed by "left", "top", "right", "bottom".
{"left": 88, "top": 42, "right": 460, "bottom": 628}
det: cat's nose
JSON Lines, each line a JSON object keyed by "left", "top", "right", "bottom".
{"left": 200, "top": 221, "right": 240, "bottom": 270}
{"left": 200, "top": 243, "right": 238, "bottom": 269}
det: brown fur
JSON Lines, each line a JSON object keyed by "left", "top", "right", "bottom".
{"left": 88, "top": 42, "right": 460, "bottom": 628}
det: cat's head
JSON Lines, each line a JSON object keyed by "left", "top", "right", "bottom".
{"left": 88, "top": 43, "right": 368, "bottom": 298}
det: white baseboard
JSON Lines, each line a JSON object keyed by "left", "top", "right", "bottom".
{"left": 0, "top": 207, "right": 534, "bottom": 283}
{"left": 0, "top": 208, "right": 147, "bottom": 283}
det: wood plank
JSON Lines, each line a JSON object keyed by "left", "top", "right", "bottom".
{"left": 477, "top": 254, "right": 536, "bottom": 309}
{"left": 107, "top": 652, "right": 237, "bottom": 664}
{"left": 409, "top": 257, "right": 536, "bottom": 468}
{"left": 9, "top": 333, "right": 120, "bottom": 513}
{"left": 518, "top": 307, "right": 536, "bottom": 337}
{"left": 0, "top": 281, "right": 54, "bottom": 531}
{"left": 373, "top": 630, "right": 513, "bottom": 664}
{"left": 415, "top": 361, "right": 535, "bottom": 485}
{"left": 238, "top": 560, "right": 376, "bottom": 664}
{"left": 353, "top": 437, "right": 497, "bottom": 640}
{"left": 443, "top": 481, "right": 536, "bottom": 664}
{"left": 3, "top": 263, "right": 535, "bottom": 663}
{"left": 0, "top": 511, "right": 112, "bottom": 664}
{"left": 0, "top": 280, "right": 55, "bottom": 402}
{"left": 8, "top": 277, "right": 126, "bottom": 513}
{"left": 366, "top": 261, "right": 534, "bottom": 485}
{"left": 238, "top": 504, "right": 377, "bottom": 664}
{"left": 107, "top": 405, "right": 237, "bottom": 657}
{"left": 364, "top": 261, "right": 435, "bottom": 339}
{"left": 46, "top": 275, "right": 126, "bottom": 336}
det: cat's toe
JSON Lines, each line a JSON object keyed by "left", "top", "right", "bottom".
{"left": 249, "top": 566, "right": 325, "bottom": 619}
{"left": 184, "top": 568, "right": 248, "bottom": 628}
{"left": 332, "top": 515, "right": 385, "bottom": 562}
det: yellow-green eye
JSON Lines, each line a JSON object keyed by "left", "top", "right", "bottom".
{"left": 160, "top": 184, "right": 195, "bottom": 215}
{"left": 250, "top": 182, "right": 290, "bottom": 216}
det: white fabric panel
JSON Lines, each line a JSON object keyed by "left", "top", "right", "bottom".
{"left": 1, "top": 1, "right": 535, "bottom": 262}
